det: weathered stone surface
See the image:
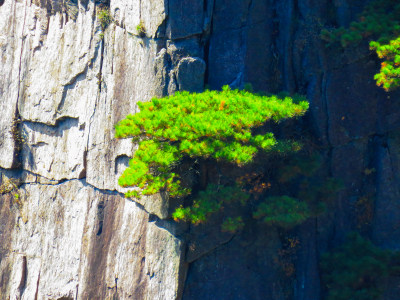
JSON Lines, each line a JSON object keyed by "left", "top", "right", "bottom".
{"left": 0, "top": 0, "right": 187, "bottom": 298}
{"left": 167, "top": 39, "right": 203, "bottom": 65}
{"left": 0, "top": 1, "right": 99, "bottom": 179}
{"left": 110, "top": 0, "right": 140, "bottom": 34}
{"left": 0, "top": 1, "right": 173, "bottom": 189}
{"left": 85, "top": 25, "right": 170, "bottom": 195}
{"left": 145, "top": 221, "right": 186, "bottom": 300}
{"left": 325, "top": 61, "right": 380, "bottom": 147}
{"left": 18, "top": 3, "right": 99, "bottom": 126}
{"left": 176, "top": 57, "right": 206, "bottom": 93}
{"left": 21, "top": 118, "right": 87, "bottom": 181}
{"left": 372, "top": 134, "right": 400, "bottom": 250}
{"left": 183, "top": 227, "right": 284, "bottom": 300}
{"left": 166, "top": 0, "right": 203, "bottom": 40}
{"left": 0, "top": 0, "right": 26, "bottom": 169}
{"left": 243, "top": 0, "right": 274, "bottom": 91}
{"left": 330, "top": 140, "right": 369, "bottom": 242}
{"left": 0, "top": 179, "right": 184, "bottom": 299}
{"left": 0, "top": 185, "right": 16, "bottom": 299}
{"left": 294, "top": 220, "right": 320, "bottom": 300}
{"left": 111, "top": 0, "right": 166, "bottom": 38}
{"left": 141, "top": 0, "right": 168, "bottom": 38}
{"left": 185, "top": 214, "right": 235, "bottom": 264}
{"left": 207, "top": 0, "right": 253, "bottom": 89}
{"left": 208, "top": 29, "right": 246, "bottom": 89}
{"left": 212, "top": 0, "right": 251, "bottom": 32}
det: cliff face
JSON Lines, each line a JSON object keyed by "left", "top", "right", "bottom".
{"left": 0, "top": 1, "right": 189, "bottom": 299}
{"left": 1, "top": 0, "right": 400, "bottom": 299}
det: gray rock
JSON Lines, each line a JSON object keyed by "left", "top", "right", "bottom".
{"left": 111, "top": 0, "right": 166, "bottom": 38}
{"left": 0, "top": 0, "right": 26, "bottom": 169}
{"left": 0, "top": 1, "right": 185, "bottom": 298}
{"left": 167, "top": 38, "right": 203, "bottom": 65}
{"left": 0, "top": 179, "right": 185, "bottom": 299}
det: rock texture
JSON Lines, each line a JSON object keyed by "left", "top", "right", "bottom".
{"left": 0, "top": 0, "right": 194, "bottom": 298}
{"left": 0, "top": 176, "right": 185, "bottom": 299}
{"left": 1, "top": 0, "right": 400, "bottom": 299}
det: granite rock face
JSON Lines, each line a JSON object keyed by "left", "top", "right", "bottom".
{"left": 1, "top": 0, "right": 400, "bottom": 299}
{"left": 0, "top": 176, "right": 185, "bottom": 299}
{"left": 0, "top": 0, "right": 192, "bottom": 298}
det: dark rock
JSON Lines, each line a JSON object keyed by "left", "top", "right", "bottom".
{"left": 208, "top": 29, "right": 246, "bottom": 89}
{"left": 294, "top": 220, "right": 320, "bottom": 300}
{"left": 183, "top": 227, "right": 284, "bottom": 300}
{"left": 212, "top": 0, "right": 251, "bottom": 32}
{"left": 325, "top": 61, "right": 380, "bottom": 147}
{"left": 330, "top": 140, "right": 369, "bottom": 242}
{"left": 243, "top": 1, "right": 275, "bottom": 92}
{"left": 167, "top": 0, "right": 204, "bottom": 39}
{"left": 176, "top": 57, "right": 206, "bottom": 93}
{"left": 372, "top": 134, "right": 400, "bottom": 250}
{"left": 185, "top": 217, "right": 234, "bottom": 263}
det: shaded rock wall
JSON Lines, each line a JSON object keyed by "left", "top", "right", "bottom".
{"left": 184, "top": 1, "right": 400, "bottom": 300}
{"left": 1, "top": 0, "right": 400, "bottom": 299}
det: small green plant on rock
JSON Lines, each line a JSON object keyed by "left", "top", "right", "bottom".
{"left": 136, "top": 21, "right": 146, "bottom": 37}
{"left": 97, "top": 8, "right": 112, "bottom": 32}
{"left": 251, "top": 153, "right": 342, "bottom": 229}
{"left": 0, "top": 178, "right": 16, "bottom": 195}
{"left": 321, "top": 0, "right": 400, "bottom": 48}
{"left": 0, "top": 176, "right": 22, "bottom": 207}
{"left": 277, "top": 153, "right": 343, "bottom": 216}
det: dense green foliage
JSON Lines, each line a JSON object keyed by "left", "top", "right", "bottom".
{"left": 253, "top": 196, "right": 310, "bottom": 229}
{"left": 249, "top": 154, "right": 341, "bottom": 229}
{"left": 115, "top": 86, "right": 308, "bottom": 201}
{"left": 320, "top": 233, "right": 400, "bottom": 300}
{"left": 172, "top": 184, "right": 249, "bottom": 227}
{"left": 278, "top": 154, "right": 342, "bottom": 215}
{"left": 321, "top": 0, "right": 400, "bottom": 47}
{"left": 321, "top": 0, "right": 400, "bottom": 90}
{"left": 115, "top": 87, "right": 313, "bottom": 228}
{"left": 370, "top": 37, "right": 400, "bottom": 90}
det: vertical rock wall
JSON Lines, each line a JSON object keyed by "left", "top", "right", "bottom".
{"left": 1, "top": 0, "right": 400, "bottom": 299}
{"left": 0, "top": 0, "right": 203, "bottom": 298}
{"left": 184, "top": 1, "right": 400, "bottom": 300}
